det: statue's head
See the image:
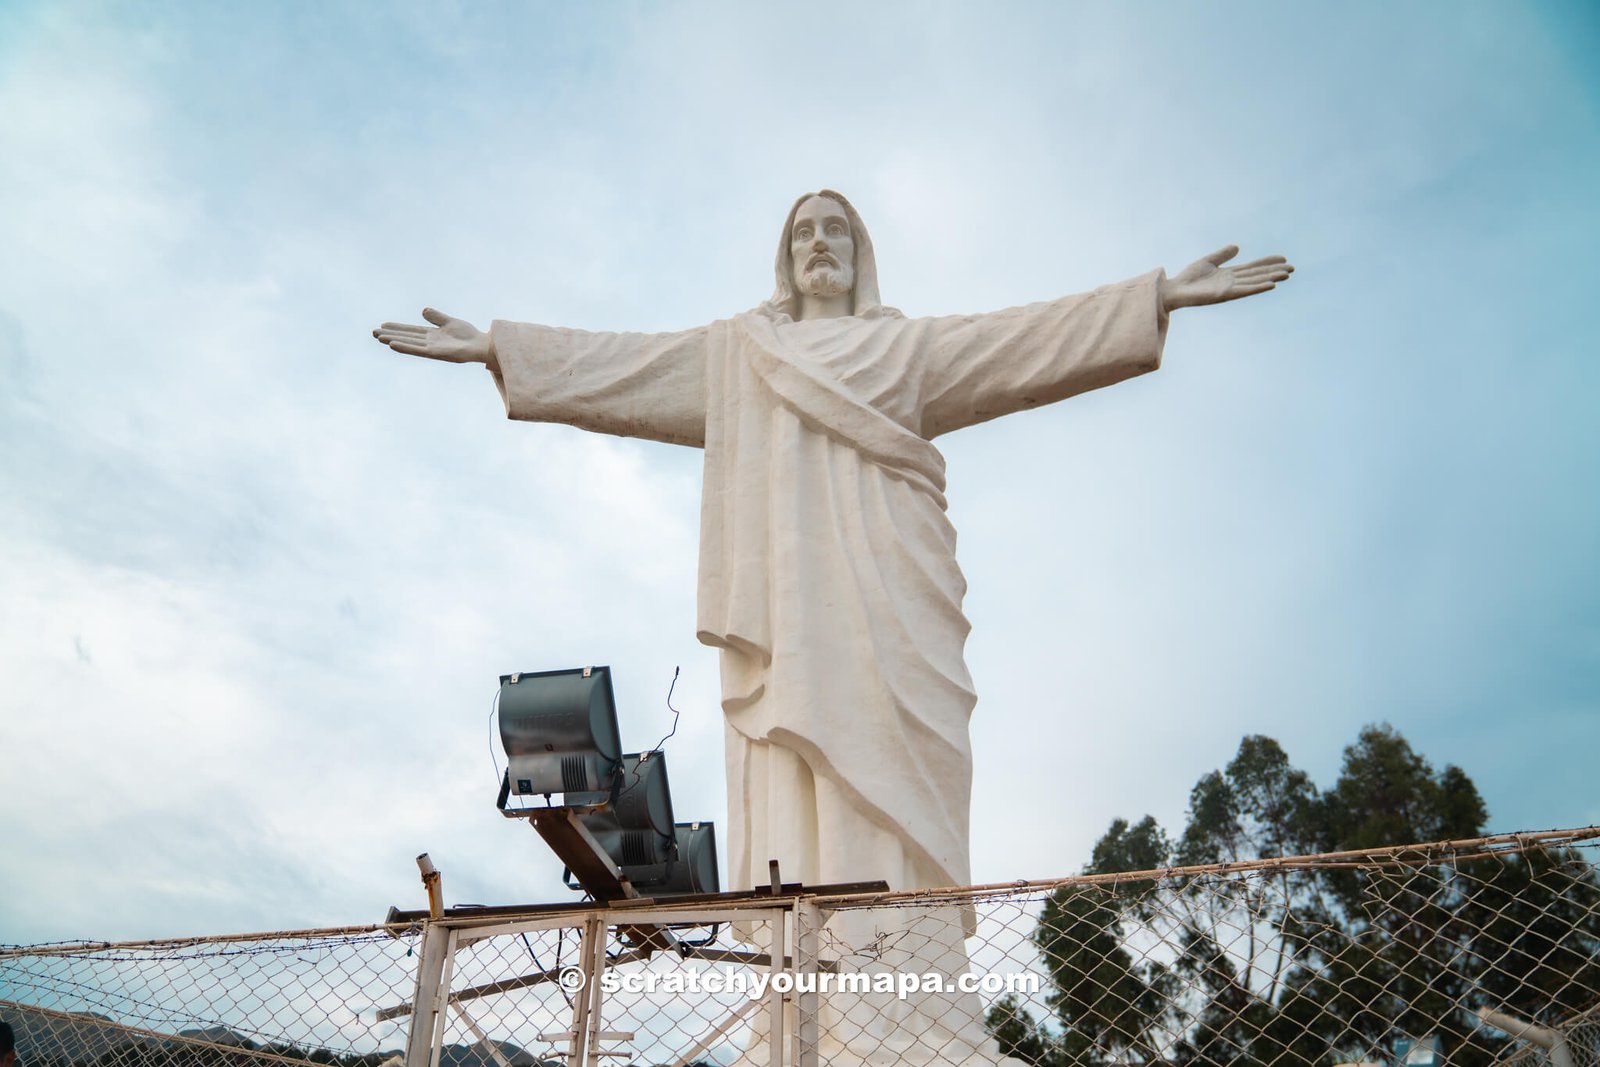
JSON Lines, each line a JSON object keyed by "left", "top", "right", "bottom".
{"left": 790, "top": 194, "right": 855, "bottom": 300}
{"left": 766, "top": 189, "right": 896, "bottom": 320}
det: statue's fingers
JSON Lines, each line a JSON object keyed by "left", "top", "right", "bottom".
{"left": 1234, "top": 255, "right": 1287, "bottom": 270}
{"left": 421, "top": 307, "right": 456, "bottom": 327}
{"left": 374, "top": 330, "right": 424, "bottom": 346}
{"left": 1230, "top": 281, "right": 1277, "bottom": 298}
{"left": 1235, "top": 266, "right": 1292, "bottom": 284}
{"left": 378, "top": 321, "right": 429, "bottom": 335}
{"left": 1231, "top": 271, "right": 1290, "bottom": 286}
{"left": 387, "top": 340, "right": 435, "bottom": 357}
{"left": 1203, "top": 244, "right": 1240, "bottom": 266}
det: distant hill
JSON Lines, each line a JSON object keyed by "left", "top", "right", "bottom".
{"left": 1, "top": 1005, "right": 561, "bottom": 1067}
{"left": 6, "top": 1005, "right": 155, "bottom": 1064}
{"left": 175, "top": 1029, "right": 255, "bottom": 1050}
{"left": 436, "top": 1040, "right": 548, "bottom": 1067}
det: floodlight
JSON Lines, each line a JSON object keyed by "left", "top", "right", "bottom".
{"left": 609, "top": 751, "right": 676, "bottom": 837}
{"left": 569, "top": 803, "right": 720, "bottom": 899}
{"left": 572, "top": 751, "right": 677, "bottom": 883}
{"left": 497, "top": 666, "right": 621, "bottom": 805}
{"left": 495, "top": 665, "right": 721, "bottom": 902}
{"left": 660, "top": 821, "right": 720, "bottom": 897}
{"left": 586, "top": 821, "right": 719, "bottom": 897}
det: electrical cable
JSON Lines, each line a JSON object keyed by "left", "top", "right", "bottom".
{"left": 487, "top": 685, "right": 503, "bottom": 785}
{"left": 649, "top": 666, "right": 684, "bottom": 754}
{"left": 620, "top": 667, "right": 685, "bottom": 797}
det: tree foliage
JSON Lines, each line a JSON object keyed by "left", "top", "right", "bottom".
{"left": 991, "top": 725, "right": 1600, "bottom": 1067}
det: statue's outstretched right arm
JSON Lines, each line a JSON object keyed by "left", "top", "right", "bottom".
{"left": 374, "top": 307, "right": 710, "bottom": 448}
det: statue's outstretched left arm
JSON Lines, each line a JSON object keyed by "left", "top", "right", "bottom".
{"left": 1161, "top": 246, "right": 1294, "bottom": 311}
{"left": 373, "top": 308, "right": 492, "bottom": 364}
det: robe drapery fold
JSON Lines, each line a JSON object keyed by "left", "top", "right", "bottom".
{"left": 487, "top": 270, "right": 1168, "bottom": 898}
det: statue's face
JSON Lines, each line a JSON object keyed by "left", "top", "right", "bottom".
{"left": 790, "top": 195, "right": 855, "bottom": 299}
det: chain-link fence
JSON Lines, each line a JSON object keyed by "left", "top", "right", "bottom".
{"left": 4, "top": 827, "right": 1597, "bottom": 1067}
{"left": 1, "top": 927, "right": 422, "bottom": 1067}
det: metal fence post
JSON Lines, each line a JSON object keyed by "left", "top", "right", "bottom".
{"left": 792, "top": 901, "right": 822, "bottom": 1067}
{"left": 562, "top": 914, "right": 603, "bottom": 1067}
{"left": 768, "top": 906, "right": 787, "bottom": 1067}
{"left": 580, "top": 914, "right": 610, "bottom": 1067}
{"left": 404, "top": 923, "right": 456, "bottom": 1067}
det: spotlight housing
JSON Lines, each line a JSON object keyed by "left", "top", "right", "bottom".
{"left": 581, "top": 751, "right": 677, "bottom": 873}
{"left": 496, "top": 665, "right": 721, "bottom": 901}
{"left": 497, "top": 666, "right": 621, "bottom": 805}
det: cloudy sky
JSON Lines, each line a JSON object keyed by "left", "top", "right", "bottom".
{"left": 2, "top": 2, "right": 1596, "bottom": 946}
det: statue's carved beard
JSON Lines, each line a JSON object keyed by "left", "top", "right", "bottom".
{"left": 799, "top": 261, "right": 854, "bottom": 298}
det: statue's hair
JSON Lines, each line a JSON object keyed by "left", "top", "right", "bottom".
{"left": 764, "top": 189, "right": 900, "bottom": 320}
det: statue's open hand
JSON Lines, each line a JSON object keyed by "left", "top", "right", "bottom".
{"left": 1162, "top": 246, "right": 1293, "bottom": 312}
{"left": 372, "top": 308, "right": 491, "bottom": 364}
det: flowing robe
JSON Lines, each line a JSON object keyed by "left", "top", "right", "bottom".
{"left": 488, "top": 271, "right": 1169, "bottom": 903}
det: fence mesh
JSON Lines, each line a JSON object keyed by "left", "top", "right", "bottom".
{"left": 1, "top": 928, "right": 421, "bottom": 1067}
{"left": 429, "top": 916, "right": 780, "bottom": 1066}
{"left": 3, "top": 827, "right": 1597, "bottom": 1067}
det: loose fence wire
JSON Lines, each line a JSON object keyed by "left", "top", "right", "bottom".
{"left": 2, "top": 827, "right": 1597, "bottom": 1067}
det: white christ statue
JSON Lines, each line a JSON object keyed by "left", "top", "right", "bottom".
{"left": 375, "top": 190, "right": 1291, "bottom": 1065}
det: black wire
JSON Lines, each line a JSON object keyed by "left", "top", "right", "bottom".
{"left": 520, "top": 932, "right": 571, "bottom": 1008}
{"left": 487, "top": 685, "right": 503, "bottom": 785}
{"left": 648, "top": 666, "right": 683, "bottom": 754}
{"left": 620, "top": 666, "right": 684, "bottom": 797}
{"left": 489, "top": 684, "right": 532, "bottom": 811}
